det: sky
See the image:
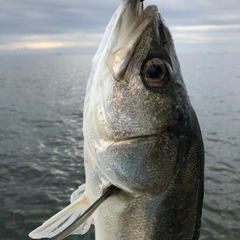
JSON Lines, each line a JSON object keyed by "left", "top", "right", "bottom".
{"left": 0, "top": 0, "right": 240, "bottom": 55}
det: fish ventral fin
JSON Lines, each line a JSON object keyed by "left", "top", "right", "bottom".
{"left": 29, "top": 184, "right": 118, "bottom": 240}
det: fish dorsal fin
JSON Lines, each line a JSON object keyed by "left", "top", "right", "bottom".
{"left": 29, "top": 185, "right": 117, "bottom": 240}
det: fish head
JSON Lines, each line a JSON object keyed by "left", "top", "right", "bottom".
{"left": 84, "top": 0, "right": 193, "bottom": 196}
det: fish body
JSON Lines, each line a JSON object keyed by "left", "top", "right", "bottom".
{"left": 29, "top": 0, "right": 204, "bottom": 239}
{"left": 83, "top": 1, "right": 204, "bottom": 239}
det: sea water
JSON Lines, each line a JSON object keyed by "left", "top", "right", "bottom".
{"left": 0, "top": 53, "right": 239, "bottom": 240}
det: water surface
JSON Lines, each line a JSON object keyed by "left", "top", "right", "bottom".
{"left": 0, "top": 53, "right": 239, "bottom": 239}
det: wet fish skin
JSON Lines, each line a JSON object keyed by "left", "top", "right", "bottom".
{"left": 83, "top": 0, "right": 204, "bottom": 239}
{"left": 28, "top": 1, "right": 204, "bottom": 239}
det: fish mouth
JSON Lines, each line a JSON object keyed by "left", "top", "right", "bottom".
{"left": 107, "top": 1, "right": 158, "bottom": 81}
{"left": 125, "top": 0, "right": 154, "bottom": 19}
{"left": 137, "top": 0, "right": 144, "bottom": 17}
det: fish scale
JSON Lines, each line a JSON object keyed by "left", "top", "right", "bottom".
{"left": 29, "top": 1, "right": 204, "bottom": 239}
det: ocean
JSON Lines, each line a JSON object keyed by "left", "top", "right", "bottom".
{"left": 0, "top": 52, "right": 239, "bottom": 240}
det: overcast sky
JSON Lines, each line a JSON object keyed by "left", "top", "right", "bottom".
{"left": 1, "top": 0, "right": 240, "bottom": 55}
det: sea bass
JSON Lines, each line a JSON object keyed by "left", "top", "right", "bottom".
{"left": 29, "top": 0, "right": 204, "bottom": 239}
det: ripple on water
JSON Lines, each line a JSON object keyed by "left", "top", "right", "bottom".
{"left": 1, "top": 53, "right": 240, "bottom": 240}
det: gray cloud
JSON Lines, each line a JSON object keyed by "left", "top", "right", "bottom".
{"left": 0, "top": 0, "right": 239, "bottom": 53}
{"left": 0, "top": 0, "right": 117, "bottom": 35}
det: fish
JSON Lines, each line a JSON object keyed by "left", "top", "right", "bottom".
{"left": 29, "top": 0, "right": 204, "bottom": 239}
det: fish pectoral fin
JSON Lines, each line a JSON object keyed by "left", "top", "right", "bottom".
{"left": 28, "top": 192, "right": 92, "bottom": 239}
{"left": 29, "top": 185, "right": 118, "bottom": 240}
{"left": 70, "top": 183, "right": 86, "bottom": 203}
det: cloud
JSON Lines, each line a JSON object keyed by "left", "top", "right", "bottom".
{"left": 172, "top": 24, "right": 240, "bottom": 43}
{"left": 0, "top": 0, "right": 239, "bottom": 54}
{"left": 0, "top": 0, "right": 116, "bottom": 35}
{"left": 0, "top": 32, "right": 103, "bottom": 55}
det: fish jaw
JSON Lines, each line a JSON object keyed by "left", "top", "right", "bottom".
{"left": 106, "top": 4, "right": 158, "bottom": 81}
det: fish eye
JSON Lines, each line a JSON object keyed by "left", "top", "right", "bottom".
{"left": 142, "top": 58, "right": 170, "bottom": 87}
